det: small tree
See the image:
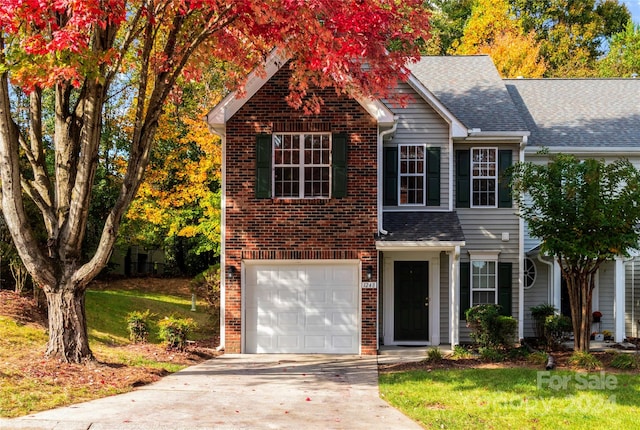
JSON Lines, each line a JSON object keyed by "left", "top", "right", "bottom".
{"left": 511, "top": 153, "right": 640, "bottom": 352}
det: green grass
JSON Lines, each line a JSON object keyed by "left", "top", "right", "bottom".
{"left": 1, "top": 285, "right": 217, "bottom": 418}
{"left": 380, "top": 368, "right": 640, "bottom": 429}
{"left": 86, "top": 289, "right": 213, "bottom": 345}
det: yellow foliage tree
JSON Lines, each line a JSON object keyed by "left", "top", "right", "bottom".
{"left": 453, "top": 0, "right": 546, "bottom": 78}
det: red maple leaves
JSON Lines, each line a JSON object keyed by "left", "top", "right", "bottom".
{"left": 1, "top": 0, "right": 430, "bottom": 108}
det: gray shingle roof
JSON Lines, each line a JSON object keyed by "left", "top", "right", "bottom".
{"left": 505, "top": 79, "right": 640, "bottom": 147}
{"left": 408, "top": 56, "right": 528, "bottom": 132}
{"left": 378, "top": 212, "right": 465, "bottom": 243}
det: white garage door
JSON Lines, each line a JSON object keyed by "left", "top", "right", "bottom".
{"left": 245, "top": 262, "right": 359, "bottom": 354}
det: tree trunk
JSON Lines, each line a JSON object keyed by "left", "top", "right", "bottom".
{"left": 565, "top": 268, "right": 595, "bottom": 352}
{"left": 44, "top": 286, "right": 94, "bottom": 363}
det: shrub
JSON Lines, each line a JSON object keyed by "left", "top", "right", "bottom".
{"left": 508, "top": 345, "right": 530, "bottom": 360}
{"left": 527, "top": 351, "right": 549, "bottom": 365}
{"left": 610, "top": 352, "right": 639, "bottom": 370}
{"left": 158, "top": 315, "right": 197, "bottom": 350}
{"left": 126, "top": 310, "right": 154, "bottom": 343}
{"left": 425, "top": 347, "right": 443, "bottom": 362}
{"left": 530, "top": 303, "right": 557, "bottom": 338}
{"left": 543, "top": 314, "right": 572, "bottom": 350}
{"left": 451, "top": 345, "right": 472, "bottom": 359}
{"left": 568, "top": 351, "right": 602, "bottom": 370}
{"left": 465, "top": 304, "right": 517, "bottom": 349}
{"left": 479, "top": 347, "right": 504, "bottom": 362}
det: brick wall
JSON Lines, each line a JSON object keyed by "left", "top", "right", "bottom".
{"left": 224, "top": 66, "right": 379, "bottom": 354}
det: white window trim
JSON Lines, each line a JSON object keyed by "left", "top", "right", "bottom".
{"left": 469, "top": 250, "right": 500, "bottom": 307}
{"left": 397, "top": 143, "right": 426, "bottom": 206}
{"left": 272, "top": 132, "right": 332, "bottom": 199}
{"left": 470, "top": 147, "right": 498, "bottom": 208}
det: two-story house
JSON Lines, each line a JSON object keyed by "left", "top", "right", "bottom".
{"left": 207, "top": 52, "right": 640, "bottom": 354}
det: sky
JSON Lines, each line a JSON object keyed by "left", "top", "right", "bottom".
{"left": 622, "top": 0, "right": 640, "bottom": 24}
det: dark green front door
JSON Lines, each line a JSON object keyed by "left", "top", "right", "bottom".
{"left": 394, "top": 261, "right": 429, "bottom": 341}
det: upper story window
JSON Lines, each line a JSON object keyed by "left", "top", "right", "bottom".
{"left": 399, "top": 144, "right": 426, "bottom": 205}
{"left": 383, "top": 144, "right": 440, "bottom": 207}
{"left": 455, "top": 148, "right": 513, "bottom": 209}
{"left": 255, "top": 133, "right": 347, "bottom": 199}
{"left": 471, "top": 147, "right": 497, "bottom": 207}
{"left": 273, "top": 133, "right": 330, "bottom": 198}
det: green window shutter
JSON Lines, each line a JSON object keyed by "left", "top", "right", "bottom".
{"left": 460, "top": 262, "right": 470, "bottom": 320}
{"left": 498, "top": 150, "right": 513, "bottom": 208}
{"left": 383, "top": 147, "right": 398, "bottom": 206}
{"left": 497, "top": 262, "right": 513, "bottom": 316}
{"left": 332, "top": 133, "right": 347, "bottom": 198}
{"left": 426, "top": 147, "right": 441, "bottom": 206}
{"left": 456, "top": 150, "right": 470, "bottom": 208}
{"left": 255, "top": 134, "right": 272, "bottom": 199}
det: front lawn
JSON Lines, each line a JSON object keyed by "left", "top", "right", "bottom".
{"left": 379, "top": 366, "right": 640, "bottom": 429}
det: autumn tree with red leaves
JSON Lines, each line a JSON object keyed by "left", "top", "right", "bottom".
{"left": 0, "top": 1, "right": 430, "bottom": 362}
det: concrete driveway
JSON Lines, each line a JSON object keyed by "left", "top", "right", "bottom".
{"left": 0, "top": 354, "right": 421, "bottom": 430}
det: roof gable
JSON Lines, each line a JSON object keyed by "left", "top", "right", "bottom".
{"left": 205, "top": 50, "right": 395, "bottom": 135}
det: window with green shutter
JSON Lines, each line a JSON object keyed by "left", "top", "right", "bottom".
{"left": 460, "top": 258, "right": 513, "bottom": 320}
{"left": 255, "top": 132, "right": 346, "bottom": 199}
{"left": 255, "top": 134, "right": 272, "bottom": 199}
{"left": 383, "top": 144, "right": 440, "bottom": 206}
{"left": 456, "top": 148, "right": 513, "bottom": 208}
{"left": 498, "top": 150, "right": 513, "bottom": 208}
{"left": 455, "top": 150, "right": 470, "bottom": 208}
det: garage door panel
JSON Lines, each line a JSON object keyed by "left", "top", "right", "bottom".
{"left": 245, "top": 262, "right": 359, "bottom": 354}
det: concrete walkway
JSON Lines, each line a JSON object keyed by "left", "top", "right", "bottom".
{"left": 0, "top": 354, "right": 421, "bottom": 430}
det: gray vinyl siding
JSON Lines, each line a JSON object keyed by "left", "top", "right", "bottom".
{"left": 385, "top": 82, "right": 450, "bottom": 208}
{"left": 625, "top": 258, "right": 640, "bottom": 338}
{"left": 439, "top": 252, "right": 450, "bottom": 344}
{"left": 456, "top": 143, "right": 521, "bottom": 342}
{"left": 597, "top": 262, "right": 616, "bottom": 334}
{"left": 523, "top": 258, "right": 551, "bottom": 338}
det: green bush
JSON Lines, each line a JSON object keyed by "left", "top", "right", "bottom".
{"left": 610, "top": 352, "right": 639, "bottom": 370}
{"left": 465, "top": 304, "right": 517, "bottom": 349}
{"left": 530, "top": 303, "right": 557, "bottom": 338}
{"left": 527, "top": 351, "right": 549, "bottom": 365}
{"left": 451, "top": 345, "right": 472, "bottom": 359}
{"left": 126, "top": 310, "right": 154, "bottom": 343}
{"left": 568, "top": 351, "right": 602, "bottom": 370}
{"left": 158, "top": 315, "right": 197, "bottom": 350}
{"left": 425, "top": 347, "right": 444, "bottom": 362}
{"left": 543, "top": 314, "right": 572, "bottom": 350}
{"left": 479, "top": 347, "right": 505, "bottom": 362}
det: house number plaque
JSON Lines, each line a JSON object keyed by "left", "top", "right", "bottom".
{"left": 361, "top": 282, "right": 377, "bottom": 289}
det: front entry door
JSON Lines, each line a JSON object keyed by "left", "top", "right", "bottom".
{"left": 394, "top": 261, "right": 429, "bottom": 341}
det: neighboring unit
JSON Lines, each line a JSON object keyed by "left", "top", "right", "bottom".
{"left": 206, "top": 52, "right": 640, "bottom": 354}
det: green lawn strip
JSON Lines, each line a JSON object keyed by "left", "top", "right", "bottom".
{"left": 1, "top": 288, "right": 213, "bottom": 418}
{"left": 86, "top": 289, "right": 213, "bottom": 344}
{"left": 379, "top": 368, "right": 640, "bottom": 430}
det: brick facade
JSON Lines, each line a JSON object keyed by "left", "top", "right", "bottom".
{"left": 224, "top": 67, "right": 379, "bottom": 354}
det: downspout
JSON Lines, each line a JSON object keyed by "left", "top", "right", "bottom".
{"left": 207, "top": 122, "right": 227, "bottom": 352}
{"left": 618, "top": 257, "right": 634, "bottom": 342}
{"left": 377, "top": 117, "right": 398, "bottom": 235}
{"left": 376, "top": 116, "right": 397, "bottom": 351}
{"left": 450, "top": 246, "right": 460, "bottom": 348}
{"left": 633, "top": 261, "right": 636, "bottom": 338}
